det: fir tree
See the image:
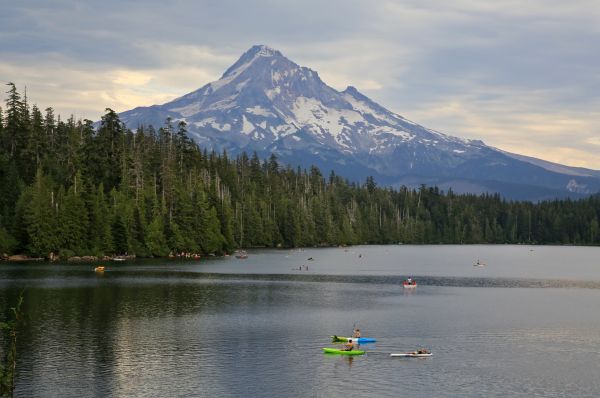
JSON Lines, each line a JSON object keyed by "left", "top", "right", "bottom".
{"left": 23, "top": 169, "right": 58, "bottom": 257}
{"left": 58, "top": 184, "right": 89, "bottom": 256}
{"left": 146, "top": 212, "right": 169, "bottom": 257}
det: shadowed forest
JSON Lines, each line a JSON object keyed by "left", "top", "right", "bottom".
{"left": 1, "top": 83, "right": 599, "bottom": 258}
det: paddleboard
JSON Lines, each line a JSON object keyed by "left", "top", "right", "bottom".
{"left": 390, "top": 352, "right": 432, "bottom": 357}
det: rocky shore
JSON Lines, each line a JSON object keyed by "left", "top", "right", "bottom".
{"left": 1, "top": 254, "right": 45, "bottom": 262}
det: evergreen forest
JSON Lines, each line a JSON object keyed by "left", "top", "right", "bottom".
{"left": 1, "top": 83, "right": 599, "bottom": 259}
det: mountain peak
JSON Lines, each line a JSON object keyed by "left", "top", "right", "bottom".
{"left": 221, "top": 44, "right": 285, "bottom": 79}
{"left": 247, "top": 44, "right": 282, "bottom": 57}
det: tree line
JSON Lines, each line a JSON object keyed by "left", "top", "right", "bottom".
{"left": 0, "top": 83, "right": 599, "bottom": 258}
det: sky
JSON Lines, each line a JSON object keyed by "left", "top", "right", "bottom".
{"left": 1, "top": 0, "right": 599, "bottom": 168}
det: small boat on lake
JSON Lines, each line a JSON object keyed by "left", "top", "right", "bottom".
{"left": 235, "top": 250, "right": 248, "bottom": 259}
{"left": 402, "top": 278, "right": 417, "bottom": 288}
{"left": 474, "top": 259, "right": 485, "bottom": 267}
{"left": 94, "top": 265, "right": 105, "bottom": 272}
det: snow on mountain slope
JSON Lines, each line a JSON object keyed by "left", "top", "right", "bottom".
{"left": 121, "top": 46, "right": 485, "bottom": 168}
{"left": 118, "top": 45, "right": 600, "bottom": 200}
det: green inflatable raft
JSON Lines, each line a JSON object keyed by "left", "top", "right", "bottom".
{"left": 322, "top": 348, "right": 365, "bottom": 355}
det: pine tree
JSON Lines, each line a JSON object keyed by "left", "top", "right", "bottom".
{"left": 58, "top": 184, "right": 89, "bottom": 256}
{"left": 201, "top": 207, "right": 225, "bottom": 254}
{"left": 89, "top": 184, "right": 113, "bottom": 255}
{"left": 3, "top": 83, "right": 23, "bottom": 157}
{"left": 170, "top": 184, "right": 197, "bottom": 252}
{"left": 129, "top": 206, "right": 147, "bottom": 256}
{"left": 218, "top": 193, "right": 235, "bottom": 252}
{"left": 146, "top": 212, "right": 169, "bottom": 257}
{"left": 27, "top": 105, "right": 46, "bottom": 173}
{"left": 111, "top": 215, "right": 128, "bottom": 255}
{"left": 22, "top": 169, "right": 58, "bottom": 257}
{"left": 193, "top": 187, "right": 224, "bottom": 254}
{"left": 89, "top": 109, "right": 125, "bottom": 190}
{"left": 44, "top": 107, "right": 56, "bottom": 153}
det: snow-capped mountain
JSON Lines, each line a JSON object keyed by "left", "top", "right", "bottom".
{"left": 119, "top": 45, "right": 600, "bottom": 200}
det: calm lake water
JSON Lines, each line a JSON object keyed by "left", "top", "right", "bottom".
{"left": 2, "top": 245, "right": 600, "bottom": 397}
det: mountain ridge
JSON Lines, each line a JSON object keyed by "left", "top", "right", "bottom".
{"left": 117, "top": 45, "right": 600, "bottom": 200}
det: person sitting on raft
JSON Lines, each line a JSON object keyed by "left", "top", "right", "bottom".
{"left": 341, "top": 342, "right": 355, "bottom": 351}
{"left": 417, "top": 348, "right": 430, "bottom": 354}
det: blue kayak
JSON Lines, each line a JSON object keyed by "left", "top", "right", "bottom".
{"left": 332, "top": 335, "right": 377, "bottom": 343}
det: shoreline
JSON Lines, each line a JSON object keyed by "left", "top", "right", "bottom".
{"left": 3, "top": 242, "right": 600, "bottom": 263}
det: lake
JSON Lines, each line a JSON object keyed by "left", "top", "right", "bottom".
{"left": 1, "top": 245, "right": 600, "bottom": 397}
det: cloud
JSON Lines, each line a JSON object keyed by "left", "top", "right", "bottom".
{"left": 0, "top": 43, "right": 233, "bottom": 118}
{"left": 112, "top": 71, "right": 153, "bottom": 86}
{"left": 0, "top": 58, "right": 184, "bottom": 118}
{"left": 1, "top": 0, "right": 599, "bottom": 168}
{"left": 586, "top": 137, "right": 600, "bottom": 147}
{"left": 396, "top": 86, "right": 600, "bottom": 168}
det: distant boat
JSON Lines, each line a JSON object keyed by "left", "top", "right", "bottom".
{"left": 94, "top": 265, "right": 105, "bottom": 272}
{"left": 474, "top": 260, "right": 485, "bottom": 267}
{"left": 112, "top": 257, "right": 126, "bottom": 262}
{"left": 402, "top": 278, "right": 417, "bottom": 288}
{"left": 235, "top": 250, "right": 248, "bottom": 259}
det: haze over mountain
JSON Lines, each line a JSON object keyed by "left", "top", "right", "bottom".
{"left": 118, "top": 45, "right": 600, "bottom": 201}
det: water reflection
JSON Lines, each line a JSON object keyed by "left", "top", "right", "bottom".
{"left": 2, "top": 247, "right": 600, "bottom": 397}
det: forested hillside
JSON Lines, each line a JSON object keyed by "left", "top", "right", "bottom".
{"left": 1, "top": 83, "right": 599, "bottom": 258}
